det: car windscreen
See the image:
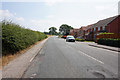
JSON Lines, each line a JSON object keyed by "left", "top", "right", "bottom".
{"left": 67, "top": 36, "right": 74, "bottom": 38}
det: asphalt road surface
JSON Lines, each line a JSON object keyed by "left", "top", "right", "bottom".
{"left": 22, "top": 36, "right": 118, "bottom": 78}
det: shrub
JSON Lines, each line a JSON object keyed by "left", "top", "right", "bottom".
{"left": 97, "top": 38, "right": 120, "bottom": 47}
{"left": 75, "top": 38, "right": 85, "bottom": 42}
{"left": 2, "top": 20, "right": 47, "bottom": 55}
{"left": 99, "top": 32, "right": 114, "bottom": 35}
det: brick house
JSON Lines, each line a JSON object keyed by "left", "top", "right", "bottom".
{"left": 70, "top": 15, "right": 119, "bottom": 40}
{"left": 79, "top": 26, "right": 87, "bottom": 39}
{"left": 70, "top": 28, "right": 80, "bottom": 38}
{"left": 70, "top": 29, "right": 74, "bottom": 35}
{"left": 84, "top": 24, "right": 95, "bottom": 40}
{"left": 91, "top": 15, "right": 120, "bottom": 40}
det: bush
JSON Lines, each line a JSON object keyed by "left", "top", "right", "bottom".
{"left": 75, "top": 38, "right": 85, "bottom": 42}
{"left": 99, "top": 32, "right": 114, "bottom": 35}
{"left": 2, "top": 20, "right": 47, "bottom": 55}
{"left": 97, "top": 38, "right": 120, "bottom": 47}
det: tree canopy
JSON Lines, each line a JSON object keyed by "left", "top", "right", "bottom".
{"left": 49, "top": 27, "right": 57, "bottom": 35}
{"left": 59, "top": 24, "right": 73, "bottom": 35}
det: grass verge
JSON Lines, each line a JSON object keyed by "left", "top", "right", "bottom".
{"left": 0, "top": 38, "right": 47, "bottom": 69}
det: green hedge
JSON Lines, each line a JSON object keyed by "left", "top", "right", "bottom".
{"left": 99, "top": 32, "right": 114, "bottom": 35}
{"left": 97, "top": 38, "right": 120, "bottom": 47}
{"left": 75, "top": 38, "right": 85, "bottom": 42}
{"left": 2, "top": 21, "right": 47, "bottom": 55}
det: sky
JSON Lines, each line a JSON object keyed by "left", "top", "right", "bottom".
{"left": 0, "top": 0, "right": 119, "bottom": 32}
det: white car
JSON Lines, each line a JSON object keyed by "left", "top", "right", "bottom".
{"left": 66, "top": 36, "right": 75, "bottom": 42}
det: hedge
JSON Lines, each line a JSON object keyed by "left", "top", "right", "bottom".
{"left": 75, "top": 38, "right": 85, "bottom": 42}
{"left": 99, "top": 32, "right": 114, "bottom": 35}
{"left": 2, "top": 20, "right": 47, "bottom": 55}
{"left": 97, "top": 38, "right": 120, "bottom": 47}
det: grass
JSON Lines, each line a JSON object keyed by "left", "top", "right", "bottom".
{"left": 1, "top": 20, "right": 48, "bottom": 68}
{"left": 75, "top": 38, "right": 94, "bottom": 42}
{"left": 84, "top": 41, "right": 94, "bottom": 42}
{"left": 1, "top": 39, "right": 47, "bottom": 69}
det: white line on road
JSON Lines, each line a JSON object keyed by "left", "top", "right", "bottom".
{"left": 30, "top": 56, "right": 35, "bottom": 62}
{"left": 66, "top": 45, "right": 104, "bottom": 64}
{"left": 78, "top": 50, "right": 104, "bottom": 64}
{"left": 29, "top": 48, "right": 42, "bottom": 62}
{"left": 92, "top": 46, "right": 119, "bottom": 54}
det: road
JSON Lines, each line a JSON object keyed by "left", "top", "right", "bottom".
{"left": 22, "top": 36, "right": 118, "bottom": 78}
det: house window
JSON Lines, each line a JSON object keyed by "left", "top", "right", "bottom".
{"left": 94, "top": 27, "right": 96, "bottom": 31}
{"left": 103, "top": 26, "right": 105, "bottom": 30}
{"left": 98, "top": 27, "right": 100, "bottom": 31}
{"left": 91, "top": 28, "right": 92, "bottom": 31}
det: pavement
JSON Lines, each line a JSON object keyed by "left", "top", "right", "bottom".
{"left": 1, "top": 38, "right": 49, "bottom": 78}
{"left": 22, "top": 36, "right": 118, "bottom": 78}
{"left": 87, "top": 42, "right": 120, "bottom": 52}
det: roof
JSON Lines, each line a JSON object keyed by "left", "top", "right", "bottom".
{"left": 80, "top": 26, "right": 87, "bottom": 30}
{"left": 73, "top": 28, "right": 79, "bottom": 32}
{"left": 93, "top": 15, "right": 118, "bottom": 28}
{"left": 85, "top": 24, "right": 96, "bottom": 30}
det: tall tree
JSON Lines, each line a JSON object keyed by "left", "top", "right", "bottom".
{"left": 59, "top": 24, "right": 73, "bottom": 35}
{"left": 49, "top": 27, "right": 57, "bottom": 35}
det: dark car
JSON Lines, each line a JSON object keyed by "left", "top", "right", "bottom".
{"left": 66, "top": 36, "right": 75, "bottom": 42}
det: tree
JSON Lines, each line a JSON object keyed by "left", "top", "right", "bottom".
{"left": 44, "top": 32, "right": 49, "bottom": 35}
{"left": 59, "top": 24, "right": 73, "bottom": 35}
{"left": 49, "top": 27, "right": 57, "bottom": 35}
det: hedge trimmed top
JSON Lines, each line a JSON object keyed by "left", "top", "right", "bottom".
{"left": 2, "top": 20, "right": 47, "bottom": 55}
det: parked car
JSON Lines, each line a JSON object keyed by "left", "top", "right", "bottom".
{"left": 61, "top": 35, "right": 67, "bottom": 39}
{"left": 66, "top": 36, "right": 75, "bottom": 42}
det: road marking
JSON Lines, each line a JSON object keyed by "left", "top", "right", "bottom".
{"left": 30, "top": 57, "right": 34, "bottom": 62}
{"left": 78, "top": 50, "right": 104, "bottom": 64}
{"left": 66, "top": 45, "right": 104, "bottom": 64}
{"left": 90, "top": 46, "right": 119, "bottom": 53}
{"left": 89, "top": 46, "right": 118, "bottom": 57}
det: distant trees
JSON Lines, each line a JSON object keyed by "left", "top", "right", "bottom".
{"left": 44, "top": 32, "right": 49, "bottom": 35}
{"left": 49, "top": 27, "right": 57, "bottom": 35}
{"left": 59, "top": 24, "right": 73, "bottom": 35}
{"left": 48, "top": 24, "right": 73, "bottom": 35}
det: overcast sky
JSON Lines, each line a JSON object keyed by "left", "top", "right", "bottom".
{"left": 0, "top": 0, "right": 119, "bottom": 32}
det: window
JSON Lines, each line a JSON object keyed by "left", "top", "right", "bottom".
{"left": 94, "top": 28, "right": 95, "bottom": 31}
{"left": 91, "top": 28, "right": 92, "bottom": 31}
{"left": 103, "top": 26, "right": 105, "bottom": 30}
{"left": 98, "top": 27, "right": 100, "bottom": 31}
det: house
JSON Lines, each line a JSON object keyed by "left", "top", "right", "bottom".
{"left": 81, "top": 15, "right": 120, "bottom": 41}
{"left": 70, "top": 29, "right": 74, "bottom": 35}
{"left": 91, "top": 15, "right": 120, "bottom": 40}
{"left": 70, "top": 15, "right": 120, "bottom": 40}
{"left": 84, "top": 24, "right": 95, "bottom": 40}
{"left": 79, "top": 26, "right": 87, "bottom": 39}
{"left": 70, "top": 28, "right": 80, "bottom": 38}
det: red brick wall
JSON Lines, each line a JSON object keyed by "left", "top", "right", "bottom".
{"left": 100, "top": 26, "right": 102, "bottom": 31}
{"left": 106, "top": 15, "right": 119, "bottom": 33}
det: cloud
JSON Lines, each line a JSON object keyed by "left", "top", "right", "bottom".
{"left": 46, "top": 15, "right": 54, "bottom": 18}
{"left": 43, "top": 0, "right": 64, "bottom": 6}
{"left": 0, "top": 10, "right": 14, "bottom": 20}
{"left": 29, "top": 17, "right": 83, "bottom": 32}
{"left": 0, "top": 9, "right": 25, "bottom": 22}
{"left": 94, "top": 3, "right": 118, "bottom": 19}
{"left": 0, "top": 1, "right": 118, "bottom": 32}
{"left": 15, "top": 17, "right": 24, "bottom": 22}
{"left": 2, "top": 0, "right": 120, "bottom": 2}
